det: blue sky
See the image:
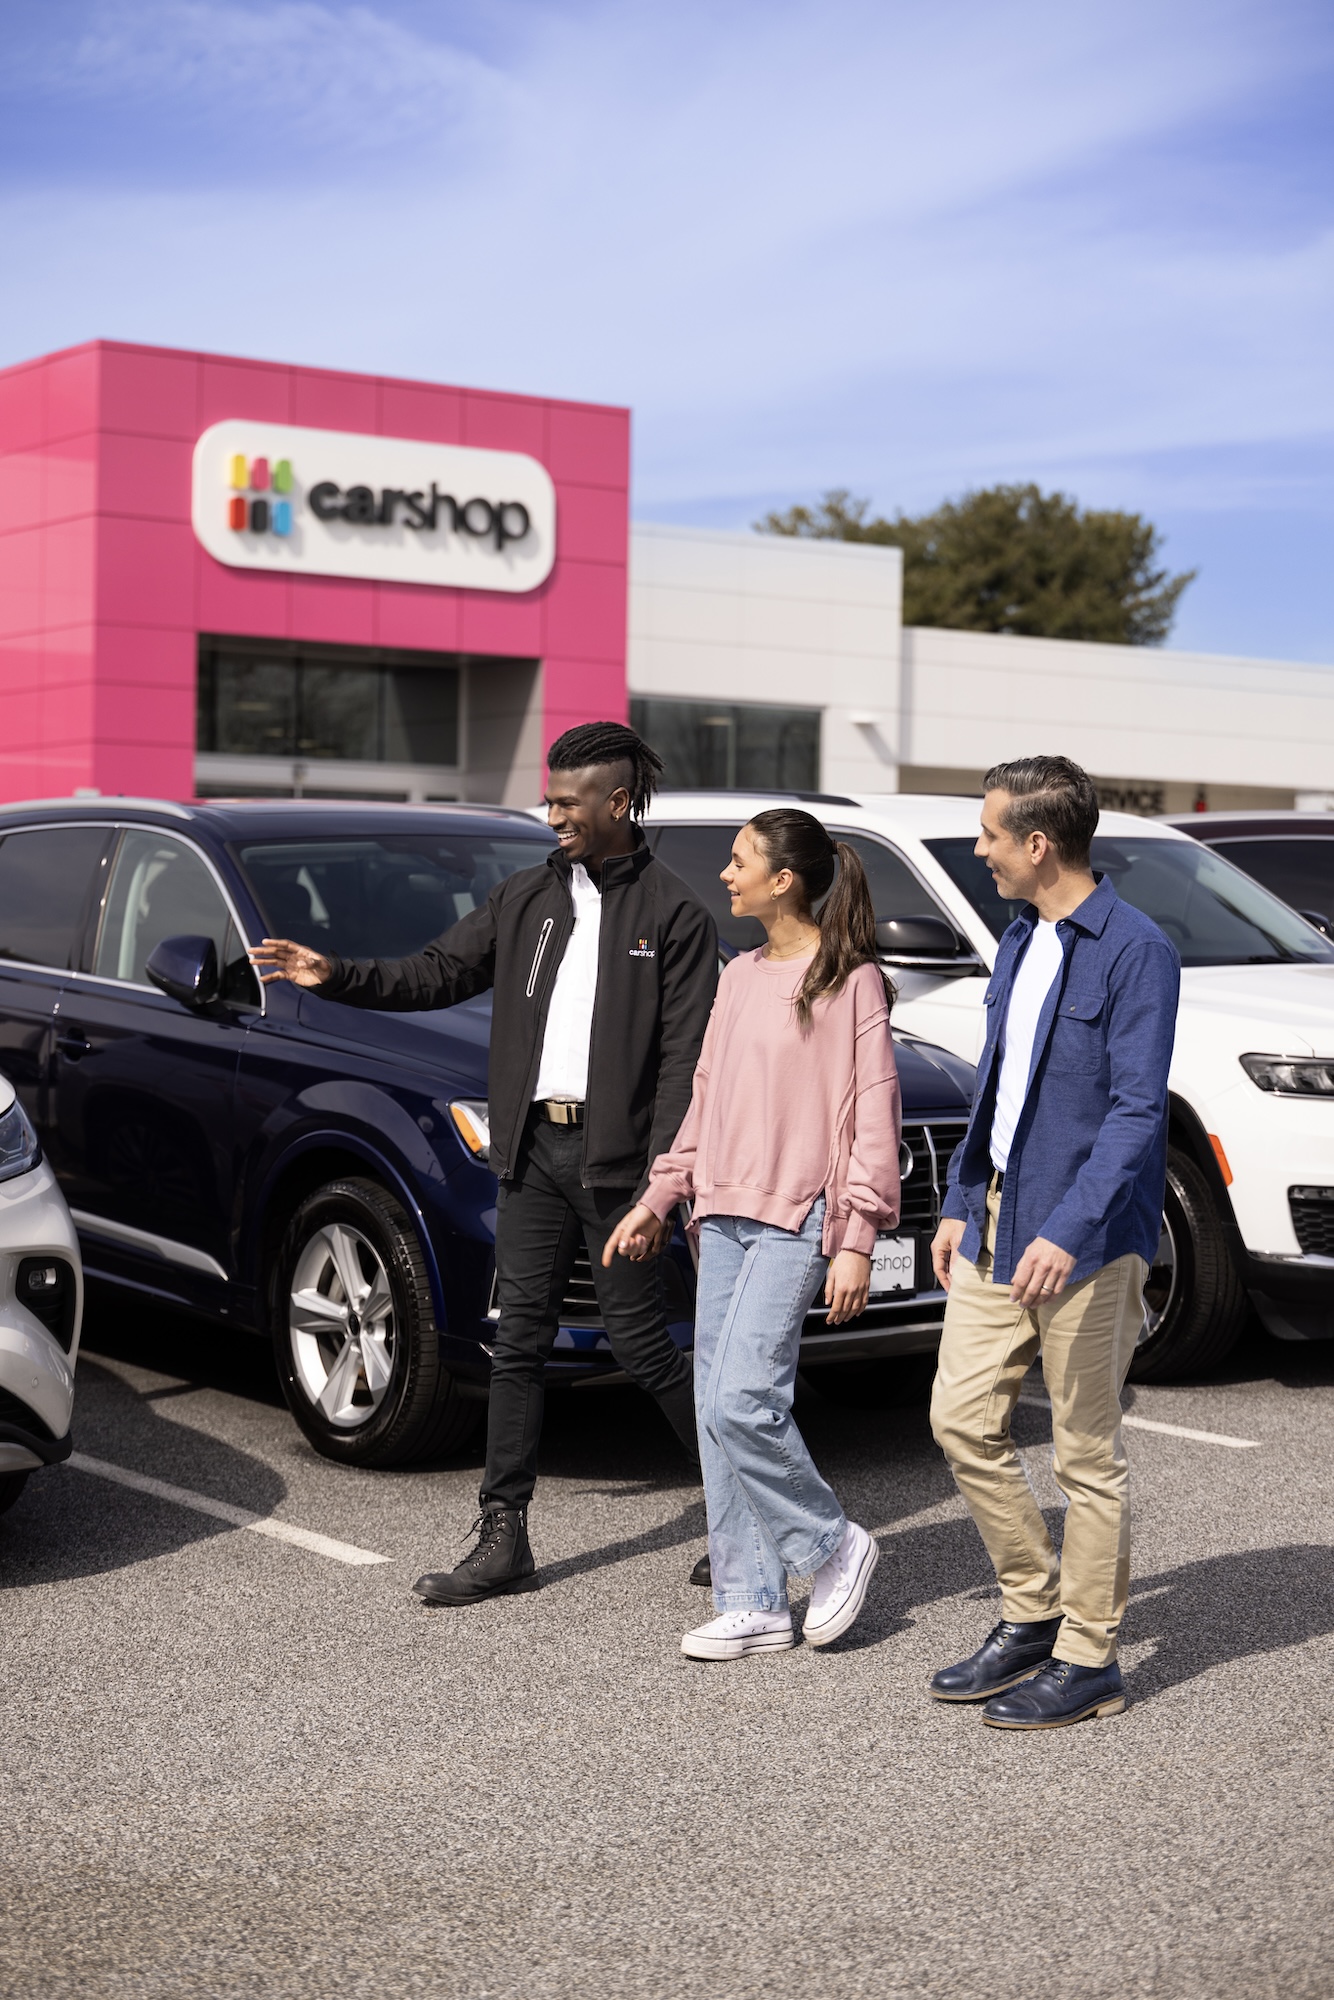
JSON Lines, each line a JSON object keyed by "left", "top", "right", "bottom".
{"left": 2, "top": 0, "right": 1332, "bottom": 660}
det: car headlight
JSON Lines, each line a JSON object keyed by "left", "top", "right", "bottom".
{"left": 0, "top": 1098, "right": 41, "bottom": 1182}
{"left": 1240, "top": 1054, "right": 1334, "bottom": 1097}
{"left": 449, "top": 1099, "right": 491, "bottom": 1164}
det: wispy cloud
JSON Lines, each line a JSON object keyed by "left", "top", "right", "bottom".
{"left": 7, "top": 1, "right": 512, "bottom": 153}
{"left": 1, "top": 0, "right": 1332, "bottom": 651}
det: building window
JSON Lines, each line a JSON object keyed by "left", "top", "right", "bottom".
{"left": 630, "top": 697, "right": 820, "bottom": 792}
{"left": 197, "top": 636, "right": 461, "bottom": 768}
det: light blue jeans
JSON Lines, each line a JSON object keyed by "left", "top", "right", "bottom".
{"left": 695, "top": 1198, "right": 847, "bottom": 1612}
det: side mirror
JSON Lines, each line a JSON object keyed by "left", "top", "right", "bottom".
{"left": 875, "top": 916, "right": 967, "bottom": 958}
{"left": 1299, "top": 908, "right": 1334, "bottom": 939}
{"left": 146, "top": 935, "right": 220, "bottom": 1008}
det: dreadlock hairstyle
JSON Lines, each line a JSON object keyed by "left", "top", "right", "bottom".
{"left": 746, "top": 808, "right": 895, "bottom": 1028}
{"left": 546, "top": 720, "right": 664, "bottom": 821}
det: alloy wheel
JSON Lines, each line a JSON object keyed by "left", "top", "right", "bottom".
{"left": 1141, "top": 1208, "right": 1179, "bottom": 1346}
{"left": 289, "top": 1222, "right": 396, "bottom": 1428}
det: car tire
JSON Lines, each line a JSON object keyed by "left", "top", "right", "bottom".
{"left": 1129, "top": 1145, "right": 1248, "bottom": 1383}
{"left": 271, "top": 1177, "right": 480, "bottom": 1468}
{"left": 0, "top": 1470, "right": 29, "bottom": 1516}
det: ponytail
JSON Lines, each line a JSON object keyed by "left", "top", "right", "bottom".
{"left": 746, "top": 810, "right": 896, "bottom": 1028}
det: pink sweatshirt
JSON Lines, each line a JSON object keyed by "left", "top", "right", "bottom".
{"left": 643, "top": 949, "right": 901, "bottom": 1257}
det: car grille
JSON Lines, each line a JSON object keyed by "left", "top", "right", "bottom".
{"left": 485, "top": 1124, "right": 968, "bottom": 1333}
{"left": 487, "top": 1236, "right": 693, "bottom": 1330}
{"left": 898, "top": 1121, "right": 967, "bottom": 1232}
{"left": 560, "top": 1242, "right": 602, "bottom": 1321}
{"left": 1289, "top": 1186, "right": 1334, "bottom": 1258}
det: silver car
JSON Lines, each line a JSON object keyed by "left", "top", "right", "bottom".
{"left": 0, "top": 1072, "right": 80, "bottom": 1516}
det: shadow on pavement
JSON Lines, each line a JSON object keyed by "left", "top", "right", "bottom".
{"left": 1124, "top": 1312, "right": 1334, "bottom": 1407}
{"left": 1125, "top": 1544, "right": 1334, "bottom": 1697}
{"left": 79, "top": 1281, "right": 286, "bottom": 1407}
{"left": 1213, "top": 1316, "right": 1334, "bottom": 1391}
{"left": 0, "top": 1352, "right": 289, "bottom": 1591}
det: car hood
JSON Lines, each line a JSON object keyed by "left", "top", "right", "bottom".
{"left": 299, "top": 988, "right": 493, "bottom": 1096}
{"left": 302, "top": 993, "right": 975, "bottom": 1116}
{"left": 1180, "top": 962, "right": 1334, "bottom": 1056}
{"left": 891, "top": 1032, "right": 975, "bottom": 1114}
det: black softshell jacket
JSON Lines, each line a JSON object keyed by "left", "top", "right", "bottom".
{"left": 318, "top": 833, "right": 719, "bottom": 1191}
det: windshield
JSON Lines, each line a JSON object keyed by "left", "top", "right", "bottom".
{"left": 1204, "top": 838, "right": 1334, "bottom": 929}
{"left": 237, "top": 830, "right": 554, "bottom": 960}
{"left": 923, "top": 835, "right": 1334, "bottom": 968}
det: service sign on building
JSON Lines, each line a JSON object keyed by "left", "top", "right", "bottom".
{"left": 191, "top": 421, "right": 557, "bottom": 593}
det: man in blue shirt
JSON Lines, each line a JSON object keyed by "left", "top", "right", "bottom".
{"left": 928, "top": 756, "right": 1179, "bottom": 1729}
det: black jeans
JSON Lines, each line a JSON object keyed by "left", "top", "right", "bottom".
{"left": 481, "top": 1110, "right": 700, "bottom": 1511}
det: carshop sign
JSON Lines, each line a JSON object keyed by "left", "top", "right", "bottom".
{"left": 191, "top": 420, "right": 557, "bottom": 593}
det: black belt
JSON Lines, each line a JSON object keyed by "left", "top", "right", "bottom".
{"left": 991, "top": 1168, "right": 1005, "bottom": 1191}
{"left": 537, "top": 1100, "right": 585, "bottom": 1127}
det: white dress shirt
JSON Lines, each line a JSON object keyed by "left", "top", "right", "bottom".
{"left": 989, "top": 918, "right": 1064, "bottom": 1172}
{"left": 533, "top": 862, "right": 602, "bottom": 1101}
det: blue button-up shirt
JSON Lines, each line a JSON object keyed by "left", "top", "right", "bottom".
{"left": 942, "top": 874, "right": 1180, "bottom": 1284}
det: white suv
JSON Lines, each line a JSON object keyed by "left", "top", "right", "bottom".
{"left": 642, "top": 792, "right": 1334, "bottom": 1380}
{"left": 0, "top": 1071, "right": 81, "bottom": 1515}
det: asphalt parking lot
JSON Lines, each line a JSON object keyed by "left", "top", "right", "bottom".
{"left": 2, "top": 1296, "right": 1333, "bottom": 2000}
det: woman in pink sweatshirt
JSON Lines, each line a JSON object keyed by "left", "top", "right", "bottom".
{"left": 605, "top": 808, "right": 901, "bottom": 1660}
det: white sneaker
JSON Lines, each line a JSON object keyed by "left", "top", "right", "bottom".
{"left": 681, "top": 1608, "right": 796, "bottom": 1660}
{"left": 804, "top": 1522, "right": 879, "bottom": 1648}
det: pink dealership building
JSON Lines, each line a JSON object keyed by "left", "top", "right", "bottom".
{"left": 3, "top": 336, "right": 1331, "bottom": 817}
{"left": 0, "top": 339, "right": 631, "bottom": 808}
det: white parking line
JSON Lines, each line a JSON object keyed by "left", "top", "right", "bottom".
{"left": 68, "top": 1453, "right": 391, "bottom": 1566}
{"left": 1015, "top": 1395, "right": 1260, "bottom": 1450}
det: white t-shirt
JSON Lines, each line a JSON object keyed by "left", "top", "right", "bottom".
{"left": 533, "top": 862, "right": 601, "bottom": 1100}
{"left": 989, "top": 920, "right": 1064, "bottom": 1172}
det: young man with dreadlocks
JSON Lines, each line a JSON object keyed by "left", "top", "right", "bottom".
{"left": 251, "top": 722, "right": 718, "bottom": 1603}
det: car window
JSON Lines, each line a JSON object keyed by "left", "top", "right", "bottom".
{"left": 651, "top": 825, "right": 763, "bottom": 951}
{"left": 924, "top": 834, "right": 1334, "bottom": 967}
{"left": 235, "top": 831, "right": 555, "bottom": 960}
{"left": 93, "top": 830, "right": 258, "bottom": 1003}
{"left": 652, "top": 823, "right": 953, "bottom": 953}
{"left": 832, "top": 833, "right": 952, "bottom": 925}
{"left": 0, "top": 826, "right": 108, "bottom": 969}
{"left": 1205, "top": 839, "right": 1334, "bottom": 927}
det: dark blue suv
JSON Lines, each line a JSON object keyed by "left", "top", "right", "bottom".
{"left": 0, "top": 799, "right": 974, "bottom": 1467}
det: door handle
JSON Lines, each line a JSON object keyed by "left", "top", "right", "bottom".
{"left": 55, "top": 1031, "right": 93, "bottom": 1061}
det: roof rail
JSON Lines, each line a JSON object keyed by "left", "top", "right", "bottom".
{"left": 0, "top": 795, "right": 193, "bottom": 819}
{"left": 655, "top": 788, "right": 862, "bottom": 809}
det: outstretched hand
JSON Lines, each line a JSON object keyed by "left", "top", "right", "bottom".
{"left": 247, "top": 938, "right": 334, "bottom": 988}
{"left": 601, "top": 1204, "right": 672, "bottom": 1265}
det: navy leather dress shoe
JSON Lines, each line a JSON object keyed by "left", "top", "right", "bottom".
{"left": 928, "top": 1616, "right": 1063, "bottom": 1702}
{"left": 982, "top": 1656, "right": 1126, "bottom": 1729}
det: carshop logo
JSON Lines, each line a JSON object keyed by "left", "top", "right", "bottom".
{"left": 228, "top": 454, "right": 293, "bottom": 536}
{"left": 193, "top": 419, "right": 558, "bottom": 593}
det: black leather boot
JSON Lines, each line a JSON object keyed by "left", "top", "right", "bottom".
{"left": 928, "top": 1616, "right": 1063, "bottom": 1701}
{"left": 690, "top": 1551, "right": 712, "bottom": 1587}
{"left": 414, "top": 1508, "right": 535, "bottom": 1606}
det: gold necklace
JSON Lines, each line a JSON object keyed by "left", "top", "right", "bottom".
{"left": 765, "top": 931, "right": 820, "bottom": 961}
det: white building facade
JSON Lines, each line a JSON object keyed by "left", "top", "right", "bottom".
{"left": 628, "top": 522, "right": 1334, "bottom": 813}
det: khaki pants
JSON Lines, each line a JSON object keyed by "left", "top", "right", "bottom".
{"left": 929, "top": 1188, "right": 1147, "bottom": 1668}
